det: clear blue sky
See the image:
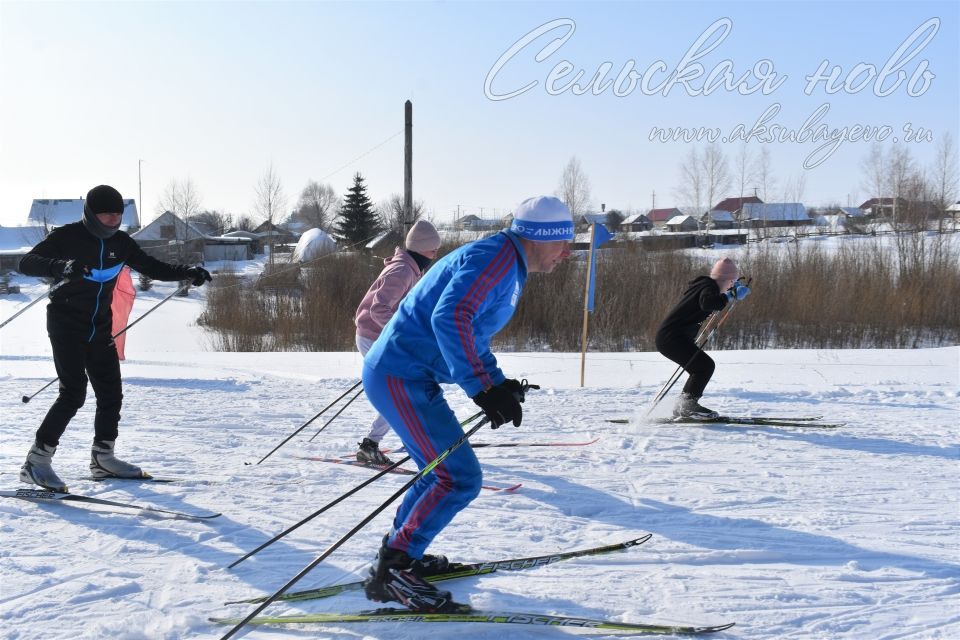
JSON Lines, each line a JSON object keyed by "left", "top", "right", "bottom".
{"left": 1, "top": 0, "right": 957, "bottom": 226}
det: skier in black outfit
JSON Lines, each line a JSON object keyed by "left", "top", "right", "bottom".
{"left": 17, "top": 184, "right": 213, "bottom": 492}
{"left": 655, "top": 257, "right": 750, "bottom": 419}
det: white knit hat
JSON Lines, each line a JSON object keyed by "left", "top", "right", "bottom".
{"left": 710, "top": 257, "right": 738, "bottom": 281}
{"left": 404, "top": 219, "right": 441, "bottom": 253}
{"left": 509, "top": 196, "right": 574, "bottom": 242}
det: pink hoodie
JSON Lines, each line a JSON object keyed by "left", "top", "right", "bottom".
{"left": 355, "top": 247, "right": 423, "bottom": 341}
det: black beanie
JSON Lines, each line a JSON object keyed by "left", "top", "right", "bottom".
{"left": 82, "top": 185, "right": 124, "bottom": 239}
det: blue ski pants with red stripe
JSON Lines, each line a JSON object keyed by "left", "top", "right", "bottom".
{"left": 362, "top": 363, "right": 483, "bottom": 559}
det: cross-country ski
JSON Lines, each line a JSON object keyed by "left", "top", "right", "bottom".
{"left": 211, "top": 606, "right": 735, "bottom": 635}
{"left": 226, "top": 535, "right": 652, "bottom": 605}
{"left": 608, "top": 416, "right": 843, "bottom": 428}
{"left": 0, "top": 488, "right": 221, "bottom": 520}
{"left": 295, "top": 455, "right": 522, "bottom": 492}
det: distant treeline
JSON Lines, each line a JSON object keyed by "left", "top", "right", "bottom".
{"left": 199, "top": 234, "right": 960, "bottom": 352}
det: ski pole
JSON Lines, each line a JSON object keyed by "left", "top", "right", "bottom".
{"left": 644, "top": 277, "right": 751, "bottom": 417}
{"left": 645, "top": 307, "right": 730, "bottom": 416}
{"left": 254, "top": 380, "right": 363, "bottom": 465}
{"left": 219, "top": 411, "right": 490, "bottom": 640}
{"left": 230, "top": 410, "right": 484, "bottom": 569}
{"left": 229, "top": 454, "right": 411, "bottom": 569}
{"left": 20, "top": 282, "right": 190, "bottom": 404}
{"left": 306, "top": 387, "right": 364, "bottom": 442}
{"left": 0, "top": 281, "right": 65, "bottom": 331}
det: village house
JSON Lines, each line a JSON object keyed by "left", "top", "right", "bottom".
{"left": 740, "top": 203, "right": 812, "bottom": 228}
{"left": 621, "top": 213, "right": 652, "bottom": 232}
{"left": 28, "top": 197, "right": 140, "bottom": 231}
{"left": 646, "top": 207, "right": 683, "bottom": 228}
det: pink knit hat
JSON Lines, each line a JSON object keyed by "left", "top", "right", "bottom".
{"left": 405, "top": 219, "right": 441, "bottom": 253}
{"left": 710, "top": 257, "right": 738, "bottom": 281}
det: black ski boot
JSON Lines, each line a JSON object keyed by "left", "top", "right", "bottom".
{"left": 379, "top": 534, "right": 452, "bottom": 577}
{"left": 357, "top": 438, "right": 394, "bottom": 466}
{"left": 364, "top": 544, "right": 465, "bottom": 612}
{"left": 673, "top": 392, "right": 719, "bottom": 420}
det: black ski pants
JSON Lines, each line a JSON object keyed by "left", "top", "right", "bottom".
{"left": 36, "top": 336, "right": 123, "bottom": 447}
{"left": 655, "top": 332, "right": 715, "bottom": 399}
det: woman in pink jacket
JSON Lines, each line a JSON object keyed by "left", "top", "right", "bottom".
{"left": 354, "top": 219, "right": 441, "bottom": 464}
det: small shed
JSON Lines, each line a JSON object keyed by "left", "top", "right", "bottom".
{"left": 203, "top": 237, "right": 254, "bottom": 261}
{"left": 622, "top": 213, "right": 652, "bottom": 232}
{"left": 665, "top": 215, "right": 699, "bottom": 232}
{"left": 365, "top": 229, "right": 403, "bottom": 259}
{"left": 702, "top": 210, "right": 735, "bottom": 229}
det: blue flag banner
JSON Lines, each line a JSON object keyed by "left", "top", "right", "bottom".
{"left": 587, "top": 223, "right": 614, "bottom": 312}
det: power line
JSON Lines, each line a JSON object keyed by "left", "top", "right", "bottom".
{"left": 317, "top": 130, "right": 404, "bottom": 183}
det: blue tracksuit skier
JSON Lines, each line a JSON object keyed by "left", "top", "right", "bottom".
{"left": 362, "top": 195, "right": 574, "bottom": 612}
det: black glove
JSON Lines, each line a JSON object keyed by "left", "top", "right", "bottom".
{"left": 502, "top": 378, "right": 540, "bottom": 403}
{"left": 185, "top": 266, "right": 212, "bottom": 287}
{"left": 472, "top": 382, "right": 523, "bottom": 429}
{"left": 54, "top": 259, "right": 90, "bottom": 282}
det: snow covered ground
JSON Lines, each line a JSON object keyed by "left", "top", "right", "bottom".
{"left": 1, "top": 278, "right": 958, "bottom": 639}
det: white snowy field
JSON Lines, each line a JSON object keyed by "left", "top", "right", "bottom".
{"left": 0, "top": 279, "right": 958, "bottom": 640}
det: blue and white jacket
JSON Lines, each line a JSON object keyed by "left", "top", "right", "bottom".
{"left": 364, "top": 231, "right": 527, "bottom": 398}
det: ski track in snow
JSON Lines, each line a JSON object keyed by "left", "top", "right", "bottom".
{"left": 0, "top": 282, "right": 958, "bottom": 639}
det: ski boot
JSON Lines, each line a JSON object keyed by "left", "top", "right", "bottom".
{"left": 90, "top": 440, "right": 148, "bottom": 479}
{"left": 20, "top": 440, "right": 68, "bottom": 492}
{"left": 364, "top": 543, "right": 464, "bottom": 612}
{"left": 673, "top": 392, "right": 720, "bottom": 420}
{"left": 379, "top": 533, "right": 452, "bottom": 577}
{"left": 357, "top": 438, "right": 394, "bottom": 466}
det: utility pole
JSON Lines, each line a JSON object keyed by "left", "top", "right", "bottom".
{"left": 651, "top": 190, "right": 656, "bottom": 211}
{"left": 403, "top": 100, "right": 413, "bottom": 237}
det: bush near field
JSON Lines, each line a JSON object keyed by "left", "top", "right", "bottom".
{"left": 199, "top": 234, "right": 960, "bottom": 352}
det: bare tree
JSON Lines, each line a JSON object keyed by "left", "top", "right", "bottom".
{"left": 892, "top": 171, "right": 933, "bottom": 281}
{"left": 157, "top": 178, "right": 203, "bottom": 220}
{"left": 861, "top": 143, "right": 886, "bottom": 217}
{"left": 295, "top": 180, "right": 338, "bottom": 231}
{"left": 732, "top": 144, "right": 756, "bottom": 208}
{"left": 782, "top": 173, "right": 807, "bottom": 203}
{"left": 753, "top": 146, "right": 776, "bottom": 203}
{"left": 676, "top": 147, "right": 705, "bottom": 218}
{"left": 379, "top": 193, "right": 426, "bottom": 234}
{"left": 887, "top": 146, "right": 914, "bottom": 221}
{"left": 253, "top": 164, "right": 288, "bottom": 266}
{"left": 556, "top": 156, "right": 592, "bottom": 218}
{"left": 187, "top": 210, "right": 231, "bottom": 236}
{"left": 931, "top": 132, "right": 958, "bottom": 232}
{"left": 700, "top": 143, "right": 731, "bottom": 216}
{"left": 233, "top": 214, "right": 257, "bottom": 232}
{"left": 156, "top": 178, "right": 203, "bottom": 262}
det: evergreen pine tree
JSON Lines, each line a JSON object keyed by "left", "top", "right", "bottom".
{"left": 334, "top": 173, "right": 382, "bottom": 246}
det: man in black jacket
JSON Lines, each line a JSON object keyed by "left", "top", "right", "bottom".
{"left": 655, "top": 257, "right": 750, "bottom": 419}
{"left": 17, "top": 184, "right": 212, "bottom": 492}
